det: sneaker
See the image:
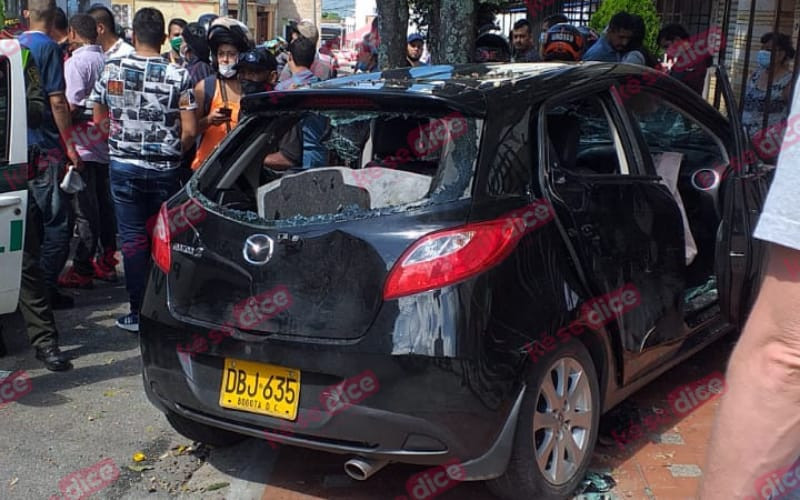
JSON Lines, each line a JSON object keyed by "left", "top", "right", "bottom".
{"left": 101, "top": 249, "right": 120, "bottom": 268}
{"left": 58, "top": 267, "right": 94, "bottom": 289}
{"left": 116, "top": 313, "right": 139, "bottom": 333}
{"left": 92, "top": 258, "right": 118, "bottom": 282}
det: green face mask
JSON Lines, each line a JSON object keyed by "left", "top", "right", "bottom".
{"left": 170, "top": 36, "right": 182, "bottom": 52}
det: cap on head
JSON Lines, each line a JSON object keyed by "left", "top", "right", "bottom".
{"left": 407, "top": 33, "right": 424, "bottom": 44}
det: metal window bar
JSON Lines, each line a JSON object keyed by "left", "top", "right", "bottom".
{"left": 713, "top": 0, "right": 734, "bottom": 110}
{"left": 738, "top": 0, "right": 759, "bottom": 111}
{"left": 760, "top": 0, "right": 783, "bottom": 132}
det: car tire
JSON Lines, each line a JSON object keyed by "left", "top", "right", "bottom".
{"left": 488, "top": 339, "right": 600, "bottom": 500}
{"left": 165, "top": 410, "right": 246, "bottom": 447}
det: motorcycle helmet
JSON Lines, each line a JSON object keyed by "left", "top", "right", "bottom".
{"left": 475, "top": 32, "right": 511, "bottom": 62}
{"left": 543, "top": 23, "right": 585, "bottom": 62}
{"left": 207, "top": 17, "right": 254, "bottom": 55}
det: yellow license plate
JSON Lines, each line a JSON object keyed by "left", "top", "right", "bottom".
{"left": 219, "top": 359, "right": 301, "bottom": 420}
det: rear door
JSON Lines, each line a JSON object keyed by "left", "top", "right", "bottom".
{"left": 712, "top": 65, "right": 772, "bottom": 327}
{"left": 0, "top": 40, "right": 29, "bottom": 315}
{"left": 540, "top": 87, "right": 687, "bottom": 385}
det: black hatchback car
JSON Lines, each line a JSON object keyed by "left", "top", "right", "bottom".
{"left": 139, "top": 63, "right": 770, "bottom": 499}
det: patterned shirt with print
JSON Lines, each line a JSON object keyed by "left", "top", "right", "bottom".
{"left": 87, "top": 54, "right": 196, "bottom": 171}
{"left": 104, "top": 37, "right": 135, "bottom": 60}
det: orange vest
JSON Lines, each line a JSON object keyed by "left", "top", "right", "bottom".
{"left": 192, "top": 79, "right": 240, "bottom": 170}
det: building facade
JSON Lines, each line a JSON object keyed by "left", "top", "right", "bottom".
{"left": 37, "top": 0, "right": 320, "bottom": 45}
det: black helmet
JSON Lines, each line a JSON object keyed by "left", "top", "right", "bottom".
{"left": 475, "top": 33, "right": 511, "bottom": 62}
{"left": 235, "top": 47, "right": 277, "bottom": 72}
{"left": 543, "top": 23, "right": 585, "bottom": 62}
{"left": 198, "top": 13, "right": 218, "bottom": 33}
{"left": 182, "top": 22, "right": 210, "bottom": 64}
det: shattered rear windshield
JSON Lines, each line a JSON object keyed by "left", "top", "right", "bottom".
{"left": 197, "top": 108, "right": 482, "bottom": 227}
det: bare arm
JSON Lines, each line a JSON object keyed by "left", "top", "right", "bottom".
{"left": 194, "top": 80, "right": 209, "bottom": 132}
{"left": 50, "top": 93, "right": 82, "bottom": 168}
{"left": 181, "top": 109, "right": 197, "bottom": 154}
{"left": 93, "top": 103, "right": 111, "bottom": 146}
{"left": 700, "top": 243, "right": 800, "bottom": 498}
{"left": 262, "top": 152, "right": 294, "bottom": 170}
{"left": 194, "top": 80, "right": 229, "bottom": 133}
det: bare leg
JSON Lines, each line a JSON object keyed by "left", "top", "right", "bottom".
{"left": 700, "top": 244, "right": 800, "bottom": 498}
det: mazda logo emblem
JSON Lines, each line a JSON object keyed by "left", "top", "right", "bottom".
{"left": 243, "top": 234, "right": 274, "bottom": 265}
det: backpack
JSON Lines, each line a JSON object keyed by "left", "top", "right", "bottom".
{"left": 202, "top": 74, "right": 217, "bottom": 117}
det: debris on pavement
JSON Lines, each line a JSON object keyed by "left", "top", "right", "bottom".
{"left": 573, "top": 471, "right": 618, "bottom": 499}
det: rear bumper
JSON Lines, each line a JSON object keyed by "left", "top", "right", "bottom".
{"left": 139, "top": 312, "right": 523, "bottom": 479}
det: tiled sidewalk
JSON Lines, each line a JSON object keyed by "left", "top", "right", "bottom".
{"left": 591, "top": 337, "right": 734, "bottom": 499}
{"left": 258, "top": 337, "right": 735, "bottom": 500}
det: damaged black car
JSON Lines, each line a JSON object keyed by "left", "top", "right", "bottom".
{"left": 139, "top": 62, "right": 770, "bottom": 499}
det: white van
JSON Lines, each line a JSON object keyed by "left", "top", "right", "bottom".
{"left": 0, "top": 39, "right": 30, "bottom": 315}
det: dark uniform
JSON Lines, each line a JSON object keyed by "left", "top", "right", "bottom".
{"left": 0, "top": 44, "right": 72, "bottom": 371}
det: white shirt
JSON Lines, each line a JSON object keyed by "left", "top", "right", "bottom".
{"left": 104, "top": 37, "right": 134, "bottom": 60}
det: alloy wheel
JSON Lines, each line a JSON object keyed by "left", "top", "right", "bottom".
{"left": 532, "top": 356, "right": 594, "bottom": 485}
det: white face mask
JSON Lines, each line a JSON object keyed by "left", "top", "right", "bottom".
{"left": 218, "top": 63, "right": 237, "bottom": 78}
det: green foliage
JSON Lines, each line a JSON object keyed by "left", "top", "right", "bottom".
{"left": 589, "top": 0, "right": 662, "bottom": 56}
{"left": 321, "top": 11, "right": 341, "bottom": 21}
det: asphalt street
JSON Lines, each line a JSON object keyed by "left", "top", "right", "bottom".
{"left": 0, "top": 278, "right": 496, "bottom": 500}
{"left": 0, "top": 272, "right": 732, "bottom": 499}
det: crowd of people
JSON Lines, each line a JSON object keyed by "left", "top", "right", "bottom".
{"left": 6, "top": 0, "right": 796, "bottom": 375}
{"left": 8, "top": 0, "right": 342, "bottom": 372}
{"left": 472, "top": 11, "right": 796, "bottom": 162}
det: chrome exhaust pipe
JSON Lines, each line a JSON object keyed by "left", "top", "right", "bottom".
{"left": 344, "top": 457, "right": 388, "bottom": 481}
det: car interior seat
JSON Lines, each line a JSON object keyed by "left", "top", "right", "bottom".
{"left": 547, "top": 114, "right": 581, "bottom": 171}
{"left": 366, "top": 117, "right": 438, "bottom": 175}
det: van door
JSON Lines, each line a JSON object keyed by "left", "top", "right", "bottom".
{"left": 0, "top": 40, "right": 30, "bottom": 315}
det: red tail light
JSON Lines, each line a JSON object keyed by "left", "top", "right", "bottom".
{"left": 151, "top": 203, "right": 171, "bottom": 273}
{"left": 383, "top": 202, "right": 554, "bottom": 300}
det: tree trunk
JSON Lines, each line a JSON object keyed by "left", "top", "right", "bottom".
{"left": 377, "top": 0, "right": 410, "bottom": 70}
{"left": 436, "top": 0, "right": 476, "bottom": 64}
{"left": 426, "top": 0, "right": 442, "bottom": 63}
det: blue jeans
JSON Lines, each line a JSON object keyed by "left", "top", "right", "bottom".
{"left": 109, "top": 160, "right": 180, "bottom": 313}
{"left": 28, "top": 151, "right": 73, "bottom": 291}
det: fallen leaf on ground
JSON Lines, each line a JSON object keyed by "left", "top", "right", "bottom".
{"left": 205, "top": 482, "right": 229, "bottom": 491}
{"left": 133, "top": 452, "right": 146, "bottom": 462}
{"left": 9, "top": 477, "right": 18, "bottom": 486}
